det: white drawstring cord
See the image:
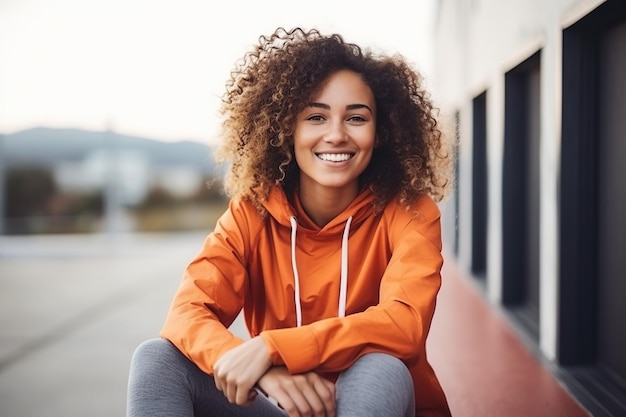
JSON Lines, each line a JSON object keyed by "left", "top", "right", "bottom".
{"left": 289, "top": 216, "right": 303, "bottom": 327}
{"left": 289, "top": 215, "right": 353, "bottom": 327}
{"left": 338, "top": 216, "right": 352, "bottom": 318}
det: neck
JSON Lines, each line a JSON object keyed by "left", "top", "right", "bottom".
{"left": 298, "top": 183, "right": 359, "bottom": 228}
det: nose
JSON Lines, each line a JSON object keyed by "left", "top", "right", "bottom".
{"left": 324, "top": 119, "right": 347, "bottom": 144}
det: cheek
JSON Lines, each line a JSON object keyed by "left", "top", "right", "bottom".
{"left": 361, "top": 136, "right": 376, "bottom": 167}
{"left": 361, "top": 131, "right": 377, "bottom": 154}
{"left": 359, "top": 138, "right": 375, "bottom": 166}
{"left": 292, "top": 136, "right": 310, "bottom": 166}
{"left": 293, "top": 126, "right": 320, "bottom": 154}
{"left": 363, "top": 149, "right": 374, "bottom": 167}
{"left": 293, "top": 125, "right": 312, "bottom": 147}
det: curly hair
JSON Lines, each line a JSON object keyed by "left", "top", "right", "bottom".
{"left": 216, "top": 27, "right": 451, "bottom": 214}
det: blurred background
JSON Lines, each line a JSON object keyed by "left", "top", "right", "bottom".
{"left": 0, "top": 127, "right": 227, "bottom": 234}
{"left": 0, "top": 0, "right": 436, "bottom": 236}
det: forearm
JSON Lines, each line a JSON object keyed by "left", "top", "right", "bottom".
{"left": 261, "top": 286, "right": 439, "bottom": 375}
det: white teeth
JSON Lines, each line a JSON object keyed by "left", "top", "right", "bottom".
{"left": 317, "top": 153, "right": 352, "bottom": 162}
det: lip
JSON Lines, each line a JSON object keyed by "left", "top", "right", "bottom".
{"left": 315, "top": 152, "right": 356, "bottom": 163}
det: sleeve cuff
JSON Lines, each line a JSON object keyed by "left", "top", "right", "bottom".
{"left": 260, "top": 327, "right": 319, "bottom": 373}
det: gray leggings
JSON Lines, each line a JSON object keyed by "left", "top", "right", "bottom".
{"left": 127, "top": 338, "right": 415, "bottom": 417}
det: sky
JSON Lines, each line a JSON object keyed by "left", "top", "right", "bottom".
{"left": 0, "top": 0, "right": 436, "bottom": 145}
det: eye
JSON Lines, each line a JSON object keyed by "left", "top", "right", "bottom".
{"left": 347, "top": 114, "right": 368, "bottom": 123}
{"left": 306, "top": 114, "right": 326, "bottom": 122}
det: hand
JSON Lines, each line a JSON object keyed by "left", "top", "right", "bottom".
{"left": 257, "top": 367, "right": 336, "bottom": 417}
{"left": 213, "top": 336, "right": 272, "bottom": 406}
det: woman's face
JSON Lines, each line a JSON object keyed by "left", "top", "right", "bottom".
{"left": 293, "top": 69, "right": 376, "bottom": 198}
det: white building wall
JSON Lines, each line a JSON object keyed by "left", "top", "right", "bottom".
{"left": 432, "top": 0, "right": 607, "bottom": 361}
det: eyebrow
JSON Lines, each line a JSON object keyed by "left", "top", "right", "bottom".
{"left": 308, "top": 102, "right": 373, "bottom": 114}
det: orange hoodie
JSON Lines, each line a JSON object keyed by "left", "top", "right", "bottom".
{"left": 161, "top": 186, "right": 451, "bottom": 416}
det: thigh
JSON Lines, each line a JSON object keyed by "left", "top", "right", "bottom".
{"left": 128, "top": 338, "right": 287, "bottom": 417}
{"left": 335, "top": 353, "right": 415, "bottom": 417}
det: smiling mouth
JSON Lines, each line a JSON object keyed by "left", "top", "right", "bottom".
{"left": 316, "top": 153, "right": 354, "bottom": 162}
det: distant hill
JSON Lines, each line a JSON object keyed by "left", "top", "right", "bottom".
{"left": 0, "top": 127, "right": 217, "bottom": 174}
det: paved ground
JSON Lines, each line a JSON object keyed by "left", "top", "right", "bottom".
{"left": 0, "top": 232, "right": 248, "bottom": 417}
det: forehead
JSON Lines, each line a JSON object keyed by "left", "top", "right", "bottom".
{"left": 310, "top": 70, "right": 375, "bottom": 104}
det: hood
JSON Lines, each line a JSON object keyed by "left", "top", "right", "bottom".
{"left": 261, "top": 186, "right": 377, "bottom": 328}
{"left": 261, "top": 186, "right": 376, "bottom": 235}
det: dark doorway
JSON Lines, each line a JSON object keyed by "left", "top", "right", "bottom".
{"left": 596, "top": 16, "right": 626, "bottom": 399}
{"left": 560, "top": 1, "right": 626, "bottom": 414}
{"left": 502, "top": 52, "right": 541, "bottom": 340}
{"left": 471, "top": 93, "right": 488, "bottom": 278}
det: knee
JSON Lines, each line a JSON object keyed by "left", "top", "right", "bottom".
{"left": 129, "top": 338, "right": 194, "bottom": 389}
{"left": 338, "top": 353, "right": 415, "bottom": 416}
{"left": 358, "top": 353, "right": 411, "bottom": 378}
{"left": 346, "top": 352, "right": 413, "bottom": 386}
{"left": 379, "top": 353, "right": 408, "bottom": 374}
{"left": 356, "top": 353, "right": 414, "bottom": 394}
{"left": 131, "top": 338, "right": 179, "bottom": 368}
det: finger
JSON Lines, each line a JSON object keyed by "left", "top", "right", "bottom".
{"left": 298, "top": 376, "right": 335, "bottom": 417}
{"left": 311, "top": 378, "right": 336, "bottom": 417}
{"left": 235, "top": 383, "right": 253, "bottom": 406}
{"left": 223, "top": 374, "right": 254, "bottom": 406}
{"left": 271, "top": 384, "right": 310, "bottom": 417}
{"left": 219, "top": 372, "right": 238, "bottom": 404}
{"left": 298, "top": 385, "right": 326, "bottom": 417}
{"left": 236, "top": 389, "right": 258, "bottom": 407}
{"left": 225, "top": 381, "right": 237, "bottom": 404}
{"left": 313, "top": 375, "right": 335, "bottom": 400}
{"left": 213, "top": 371, "right": 223, "bottom": 394}
{"left": 291, "top": 375, "right": 332, "bottom": 417}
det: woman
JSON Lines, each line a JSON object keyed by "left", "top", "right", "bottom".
{"left": 127, "top": 27, "right": 452, "bottom": 417}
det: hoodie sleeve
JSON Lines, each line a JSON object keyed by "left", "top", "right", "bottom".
{"left": 159, "top": 198, "right": 258, "bottom": 375}
{"left": 260, "top": 196, "right": 443, "bottom": 374}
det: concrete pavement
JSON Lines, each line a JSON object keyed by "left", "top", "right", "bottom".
{"left": 0, "top": 232, "right": 247, "bottom": 417}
